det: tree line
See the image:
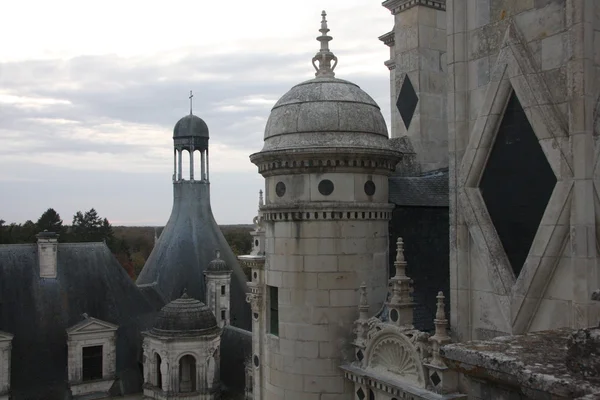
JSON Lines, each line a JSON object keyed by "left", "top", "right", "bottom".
{"left": 0, "top": 208, "right": 253, "bottom": 279}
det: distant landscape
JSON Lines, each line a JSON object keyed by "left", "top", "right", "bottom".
{"left": 0, "top": 208, "right": 253, "bottom": 279}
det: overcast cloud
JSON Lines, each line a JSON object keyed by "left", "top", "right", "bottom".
{"left": 0, "top": 0, "right": 393, "bottom": 225}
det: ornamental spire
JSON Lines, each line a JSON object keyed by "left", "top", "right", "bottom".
{"left": 312, "top": 10, "right": 338, "bottom": 78}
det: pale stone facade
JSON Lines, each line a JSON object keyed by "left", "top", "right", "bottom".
{"left": 205, "top": 251, "right": 233, "bottom": 328}
{"left": 448, "top": 0, "right": 600, "bottom": 341}
{"left": 142, "top": 293, "right": 222, "bottom": 400}
{"left": 66, "top": 317, "right": 118, "bottom": 398}
{"left": 0, "top": 331, "right": 13, "bottom": 400}
{"left": 381, "top": 0, "right": 448, "bottom": 173}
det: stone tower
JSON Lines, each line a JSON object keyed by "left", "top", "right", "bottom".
{"left": 204, "top": 250, "right": 232, "bottom": 328}
{"left": 249, "top": 12, "right": 403, "bottom": 399}
{"left": 136, "top": 103, "right": 250, "bottom": 330}
{"left": 380, "top": 0, "right": 448, "bottom": 173}
{"left": 448, "top": 0, "right": 600, "bottom": 340}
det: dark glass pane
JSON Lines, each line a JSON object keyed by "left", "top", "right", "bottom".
{"left": 479, "top": 92, "right": 556, "bottom": 277}
{"left": 396, "top": 75, "right": 418, "bottom": 129}
{"left": 269, "top": 286, "right": 279, "bottom": 336}
{"left": 82, "top": 345, "right": 103, "bottom": 381}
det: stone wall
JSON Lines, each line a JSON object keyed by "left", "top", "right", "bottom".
{"left": 383, "top": 0, "right": 449, "bottom": 172}
{"left": 449, "top": 0, "right": 600, "bottom": 341}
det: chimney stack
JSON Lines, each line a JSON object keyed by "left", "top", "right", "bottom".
{"left": 36, "top": 231, "right": 59, "bottom": 279}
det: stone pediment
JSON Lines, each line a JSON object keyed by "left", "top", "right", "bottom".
{"left": 0, "top": 330, "right": 13, "bottom": 342}
{"left": 67, "top": 317, "right": 118, "bottom": 335}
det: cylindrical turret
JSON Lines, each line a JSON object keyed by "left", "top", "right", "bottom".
{"left": 248, "top": 11, "right": 403, "bottom": 399}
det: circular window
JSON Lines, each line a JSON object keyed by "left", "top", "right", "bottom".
{"left": 275, "top": 182, "right": 286, "bottom": 197}
{"left": 390, "top": 309, "right": 399, "bottom": 322}
{"left": 318, "top": 179, "right": 334, "bottom": 196}
{"left": 254, "top": 239, "right": 259, "bottom": 247}
{"left": 253, "top": 355, "right": 260, "bottom": 367}
{"left": 253, "top": 272, "right": 257, "bottom": 279}
{"left": 364, "top": 180, "right": 376, "bottom": 196}
{"left": 253, "top": 312, "right": 259, "bottom": 320}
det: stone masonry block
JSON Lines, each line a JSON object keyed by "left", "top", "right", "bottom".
{"left": 317, "top": 272, "right": 358, "bottom": 290}
{"left": 303, "top": 375, "right": 346, "bottom": 393}
{"left": 281, "top": 272, "right": 318, "bottom": 289}
{"left": 330, "top": 289, "right": 359, "bottom": 307}
{"left": 304, "top": 255, "right": 338, "bottom": 272}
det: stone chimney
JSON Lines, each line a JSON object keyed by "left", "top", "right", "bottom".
{"left": 36, "top": 231, "right": 59, "bottom": 279}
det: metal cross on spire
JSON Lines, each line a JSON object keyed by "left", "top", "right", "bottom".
{"left": 312, "top": 10, "right": 338, "bottom": 78}
{"left": 189, "top": 90, "right": 194, "bottom": 115}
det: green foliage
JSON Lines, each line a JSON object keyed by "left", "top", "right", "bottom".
{"left": 36, "top": 208, "right": 66, "bottom": 240}
{"left": 1, "top": 209, "right": 253, "bottom": 281}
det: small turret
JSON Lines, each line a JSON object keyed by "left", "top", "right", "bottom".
{"left": 204, "top": 250, "right": 232, "bottom": 328}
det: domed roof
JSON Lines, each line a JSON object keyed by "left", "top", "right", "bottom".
{"left": 151, "top": 291, "right": 218, "bottom": 335}
{"left": 260, "top": 11, "right": 389, "bottom": 153}
{"left": 173, "top": 114, "right": 209, "bottom": 139}
{"left": 206, "top": 250, "right": 230, "bottom": 273}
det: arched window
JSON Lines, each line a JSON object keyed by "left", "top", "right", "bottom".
{"left": 179, "top": 355, "right": 197, "bottom": 393}
{"left": 155, "top": 353, "right": 162, "bottom": 389}
{"left": 181, "top": 149, "right": 191, "bottom": 180}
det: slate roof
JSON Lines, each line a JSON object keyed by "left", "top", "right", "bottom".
{"left": 0, "top": 242, "right": 155, "bottom": 400}
{"left": 136, "top": 182, "right": 251, "bottom": 331}
{"left": 150, "top": 292, "right": 218, "bottom": 335}
{"left": 388, "top": 168, "right": 449, "bottom": 207}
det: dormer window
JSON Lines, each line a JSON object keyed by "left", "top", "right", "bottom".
{"left": 66, "top": 316, "right": 118, "bottom": 398}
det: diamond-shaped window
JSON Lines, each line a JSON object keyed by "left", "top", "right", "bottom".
{"left": 356, "top": 388, "right": 365, "bottom": 400}
{"left": 479, "top": 92, "right": 556, "bottom": 277}
{"left": 430, "top": 371, "right": 441, "bottom": 386}
{"left": 396, "top": 75, "right": 418, "bottom": 130}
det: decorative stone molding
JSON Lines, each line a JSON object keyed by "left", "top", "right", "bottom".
{"left": 66, "top": 316, "right": 118, "bottom": 398}
{"left": 382, "top": 0, "right": 445, "bottom": 15}
{"left": 250, "top": 148, "right": 402, "bottom": 177}
{"left": 379, "top": 31, "right": 395, "bottom": 47}
{"left": 260, "top": 202, "right": 394, "bottom": 222}
{"left": 457, "top": 21, "right": 573, "bottom": 333}
{"left": 364, "top": 329, "right": 425, "bottom": 387}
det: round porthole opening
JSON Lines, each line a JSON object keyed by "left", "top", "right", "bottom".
{"left": 318, "top": 179, "right": 334, "bottom": 196}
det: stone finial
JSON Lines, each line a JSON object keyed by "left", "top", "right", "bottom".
{"left": 429, "top": 291, "right": 451, "bottom": 367}
{"left": 215, "top": 249, "right": 221, "bottom": 259}
{"left": 258, "top": 189, "right": 264, "bottom": 207}
{"left": 388, "top": 237, "right": 414, "bottom": 329}
{"left": 395, "top": 237, "right": 407, "bottom": 276}
{"left": 312, "top": 10, "right": 338, "bottom": 78}
{"left": 189, "top": 90, "right": 194, "bottom": 115}
{"left": 181, "top": 288, "right": 189, "bottom": 298}
{"left": 435, "top": 291, "right": 446, "bottom": 322}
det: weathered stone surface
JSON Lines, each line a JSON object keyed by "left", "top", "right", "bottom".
{"left": 566, "top": 328, "right": 600, "bottom": 378}
{"left": 442, "top": 330, "right": 600, "bottom": 399}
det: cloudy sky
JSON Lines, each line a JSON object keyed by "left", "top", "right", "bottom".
{"left": 0, "top": 0, "right": 394, "bottom": 226}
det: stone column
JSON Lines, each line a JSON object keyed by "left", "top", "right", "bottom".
{"left": 243, "top": 259, "right": 264, "bottom": 400}
{"left": 160, "top": 357, "right": 169, "bottom": 391}
{"left": 177, "top": 149, "right": 183, "bottom": 181}
{"left": 382, "top": 0, "right": 447, "bottom": 172}
{"left": 201, "top": 150, "right": 206, "bottom": 181}
{"left": 206, "top": 148, "right": 210, "bottom": 182}
{"left": 190, "top": 146, "right": 195, "bottom": 180}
